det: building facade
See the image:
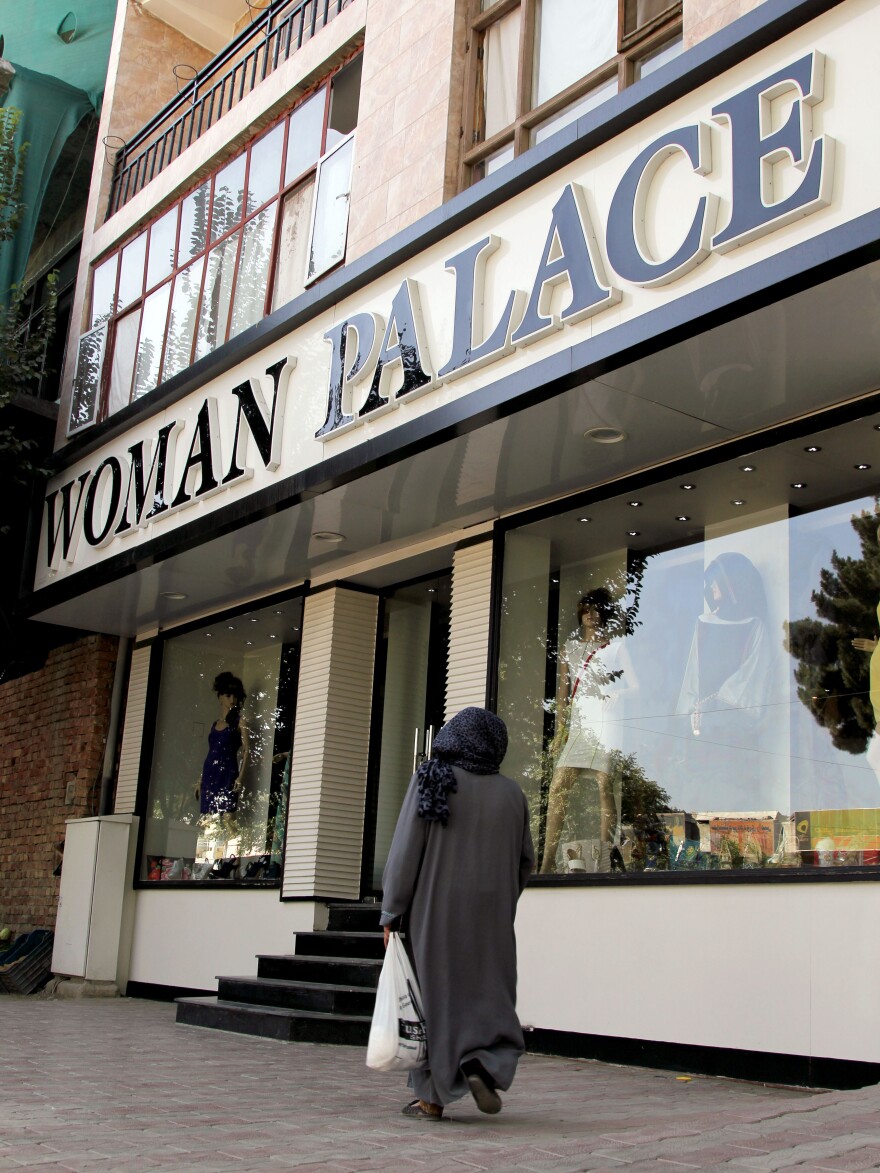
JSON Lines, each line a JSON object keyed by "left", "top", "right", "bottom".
{"left": 22, "top": 0, "right": 880, "bottom": 1085}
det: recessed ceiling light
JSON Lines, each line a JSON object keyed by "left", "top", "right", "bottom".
{"left": 628, "top": 500, "right": 643, "bottom": 508}
{"left": 245, "top": 640, "right": 253, "bottom": 647}
{"left": 804, "top": 445, "right": 822, "bottom": 453}
{"left": 161, "top": 591, "right": 187, "bottom": 600}
{"left": 855, "top": 463, "right": 872, "bottom": 470}
{"left": 227, "top": 625, "right": 235, "bottom": 630}
{"left": 680, "top": 483, "right": 696, "bottom": 491}
{"left": 740, "top": 465, "right": 756, "bottom": 473}
{"left": 791, "top": 482, "right": 807, "bottom": 489}
{"left": 313, "top": 530, "right": 346, "bottom": 542}
{"left": 675, "top": 515, "right": 690, "bottom": 522}
{"left": 731, "top": 499, "right": 746, "bottom": 506}
{"left": 584, "top": 426, "right": 627, "bottom": 444}
{"left": 427, "top": 588, "right": 436, "bottom": 593}
{"left": 627, "top": 531, "right": 640, "bottom": 537}
{"left": 205, "top": 632, "right": 213, "bottom": 637}
{"left": 269, "top": 634, "right": 277, "bottom": 639}
{"left": 250, "top": 617, "right": 258, "bottom": 623}
{"left": 578, "top": 516, "right": 592, "bottom": 523}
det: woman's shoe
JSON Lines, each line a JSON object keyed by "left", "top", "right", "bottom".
{"left": 401, "top": 1099, "right": 443, "bottom": 1120}
{"left": 462, "top": 1060, "right": 502, "bottom": 1114}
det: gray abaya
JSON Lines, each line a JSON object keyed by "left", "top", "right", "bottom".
{"left": 380, "top": 766, "right": 535, "bottom": 1107}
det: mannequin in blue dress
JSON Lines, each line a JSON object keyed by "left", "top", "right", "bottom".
{"left": 195, "top": 671, "right": 249, "bottom": 815}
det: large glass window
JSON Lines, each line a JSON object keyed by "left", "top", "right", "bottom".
{"left": 69, "top": 55, "right": 362, "bottom": 435}
{"left": 497, "top": 419, "right": 880, "bottom": 876}
{"left": 466, "top": 0, "right": 682, "bottom": 184}
{"left": 141, "top": 596, "right": 303, "bottom": 884}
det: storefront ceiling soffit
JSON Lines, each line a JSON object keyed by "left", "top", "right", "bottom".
{"left": 140, "top": 0, "right": 248, "bottom": 53}
{"left": 28, "top": 258, "right": 880, "bottom": 636}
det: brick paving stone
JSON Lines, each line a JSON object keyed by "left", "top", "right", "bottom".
{"left": 3, "top": 997, "right": 880, "bottom": 1172}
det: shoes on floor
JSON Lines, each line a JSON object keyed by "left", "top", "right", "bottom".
{"left": 401, "top": 1099, "right": 443, "bottom": 1120}
{"left": 462, "top": 1060, "right": 502, "bottom": 1114}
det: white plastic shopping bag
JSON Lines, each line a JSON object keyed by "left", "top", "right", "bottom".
{"left": 366, "top": 932, "right": 427, "bottom": 1072}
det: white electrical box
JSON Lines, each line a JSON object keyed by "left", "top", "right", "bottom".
{"left": 52, "top": 815, "right": 139, "bottom": 992}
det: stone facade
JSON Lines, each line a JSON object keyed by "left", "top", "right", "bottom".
{"left": 0, "top": 636, "right": 118, "bottom": 936}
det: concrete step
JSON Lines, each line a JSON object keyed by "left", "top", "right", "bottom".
{"left": 327, "top": 903, "right": 383, "bottom": 933}
{"left": 175, "top": 996, "right": 372, "bottom": 1045}
{"left": 257, "top": 953, "right": 382, "bottom": 987}
{"left": 217, "top": 974, "right": 377, "bottom": 1016}
{"left": 293, "top": 930, "right": 385, "bottom": 960}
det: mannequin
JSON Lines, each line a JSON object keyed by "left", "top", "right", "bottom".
{"left": 541, "top": 587, "right": 627, "bottom": 874}
{"left": 195, "top": 671, "right": 249, "bottom": 816}
{"left": 852, "top": 523, "right": 880, "bottom": 779}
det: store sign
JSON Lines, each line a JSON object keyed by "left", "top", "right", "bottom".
{"left": 40, "top": 48, "right": 840, "bottom": 578}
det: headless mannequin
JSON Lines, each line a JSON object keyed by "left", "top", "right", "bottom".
{"left": 541, "top": 599, "right": 618, "bottom": 874}
{"left": 195, "top": 687, "right": 250, "bottom": 814}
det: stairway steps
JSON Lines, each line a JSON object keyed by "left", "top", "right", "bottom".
{"left": 294, "top": 931, "right": 385, "bottom": 959}
{"left": 256, "top": 953, "right": 382, "bottom": 987}
{"left": 175, "top": 902, "right": 385, "bottom": 1043}
{"left": 217, "top": 974, "right": 376, "bottom": 1015}
{"left": 176, "top": 996, "right": 372, "bottom": 1045}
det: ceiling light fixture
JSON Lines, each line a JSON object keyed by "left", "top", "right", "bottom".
{"left": 313, "top": 531, "right": 345, "bottom": 542}
{"left": 578, "top": 516, "right": 592, "bottom": 523}
{"left": 628, "top": 500, "right": 643, "bottom": 508}
{"left": 804, "top": 445, "right": 822, "bottom": 453}
{"left": 627, "top": 531, "right": 640, "bottom": 537}
{"left": 855, "top": 463, "right": 872, "bottom": 470}
{"left": 160, "top": 591, "right": 187, "bottom": 600}
{"left": 791, "top": 482, "right": 807, "bottom": 489}
{"left": 731, "top": 499, "right": 746, "bottom": 506}
{"left": 584, "top": 426, "right": 627, "bottom": 444}
{"left": 676, "top": 515, "right": 690, "bottom": 522}
{"left": 740, "top": 465, "right": 756, "bottom": 473}
{"left": 680, "top": 483, "right": 696, "bottom": 491}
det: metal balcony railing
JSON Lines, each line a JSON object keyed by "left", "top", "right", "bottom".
{"left": 107, "top": 0, "right": 353, "bottom": 216}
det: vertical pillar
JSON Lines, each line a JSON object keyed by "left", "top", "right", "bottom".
{"left": 282, "top": 586, "right": 378, "bottom": 899}
{"left": 445, "top": 539, "right": 494, "bottom": 720}
{"left": 114, "top": 644, "right": 152, "bottom": 814}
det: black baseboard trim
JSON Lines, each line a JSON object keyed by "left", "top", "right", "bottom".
{"left": 126, "top": 980, "right": 215, "bottom": 1003}
{"left": 525, "top": 1028, "right": 880, "bottom": 1091}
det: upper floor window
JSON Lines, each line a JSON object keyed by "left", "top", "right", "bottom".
{"left": 67, "top": 55, "right": 362, "bottom": 436}
{"left": 464, "top": 0, "right": 682, "bottom": 183}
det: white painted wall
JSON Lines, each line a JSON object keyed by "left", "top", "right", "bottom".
{"left": 516, "top": 882, "right": 880, "bottom": 1064}
{"left": 128, "top": 889, "right": 325, "bottom": 990}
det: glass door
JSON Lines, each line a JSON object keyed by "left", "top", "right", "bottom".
{"left": 362, "top": 573, "right": 451, "bottom": 893}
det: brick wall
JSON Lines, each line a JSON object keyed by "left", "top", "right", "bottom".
{"left": 0, "top": 635, "right": 119, "bottom": 936}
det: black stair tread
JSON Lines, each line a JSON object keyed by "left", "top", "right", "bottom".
{"left": 176, "top": 996, "right": 372, "bottom": 1024}
{"left": 297, "top": 931, "right": 383, "bottom": 939}
{"left": 219, "top": 975, "right": 378, "bottom": 994}
{"left": 258, "top": 953, "right": 382, "bottom": 965}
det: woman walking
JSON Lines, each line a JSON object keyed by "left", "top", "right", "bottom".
{"left": 380, "top": 707, "right": 535, "bottom": 1120}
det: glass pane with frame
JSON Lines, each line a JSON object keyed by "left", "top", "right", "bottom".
{"left": 247, "top": 123, "right": 284, "bottom": 214}
{"left": 306, "top": 135, "right": 353, "bottom": 283}
{"left": 624, "top": 0, "right": 678, "bottom": 36}
{"left": 90, "top": 255, "right": 118, "bottom": 328}
{"left": 196, "top": 232, "right": 240, "bottom": 359}
{"left": 179, "top": 182, "right": 210, "bottom": 265}
{"left": 481, "top": 9, "right": 521, "bottom": 141}
{"left": 67, "top": 324, "right": 107, "bottom": 433}
{"left": 285, "top": 89, "right": 327, "bottom": 185}
{"left": 163, "top": 257, "right": 205, "bottom": 381}
{"left": 146, "top": 206, "right": 179, "bottom": 291}
{"left": 107, "top": 308, "right": 140, "bottom": 415}
{"left": 230, "top": 203, "right": 277, "bottom": 339}
{"left": 532, "top": 77, "right": 618, "bottom": 145}
{"left": 140, "top": 596, "right": 304, "bottom": 883}
{"left": 272, "top": 180, "right": 315, "bottom": 311}
{"left": 634, "top": 34, "right": 684, "bottom": 80}
{"left": 532, "top": 0, "right": 617, "bottom": 109}
{"left": 132, "top": 283, "right": 172, "bottom": 399}
{"left": 117, "top": 231, "right": 147, "bottom": 311}
{"left": 325, "top": 54, "right": 362, "bottom": 151}
{"left": 471, "top": 142, "right": 515, "bottom": 183}
{"left": 210, "top": 154, "right": 247, "bottom": 243}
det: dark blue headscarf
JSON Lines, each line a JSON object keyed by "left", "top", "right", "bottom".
{"left": 415, "top": 707, "right": 508, "bottom": 826}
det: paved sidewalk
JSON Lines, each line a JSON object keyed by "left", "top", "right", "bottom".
{"left": 2, "top": 996, "right": 880, "bottom": 1172}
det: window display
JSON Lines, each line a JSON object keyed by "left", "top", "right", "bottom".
{"left": 141, "top": 595, "right": 303, "bottom": 883}
{"left": 496, "top": 419, "right": 880, "bottom": 875}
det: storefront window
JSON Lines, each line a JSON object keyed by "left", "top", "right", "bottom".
{"left": 497, "top": 424, "right": 880, "bottom": 876}
{"left": 141, "top": 595, "right": 303, "bottom": 883}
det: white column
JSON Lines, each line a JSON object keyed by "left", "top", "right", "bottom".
{"left": 282, "top": 586, "right": 378, "bottom": 899}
